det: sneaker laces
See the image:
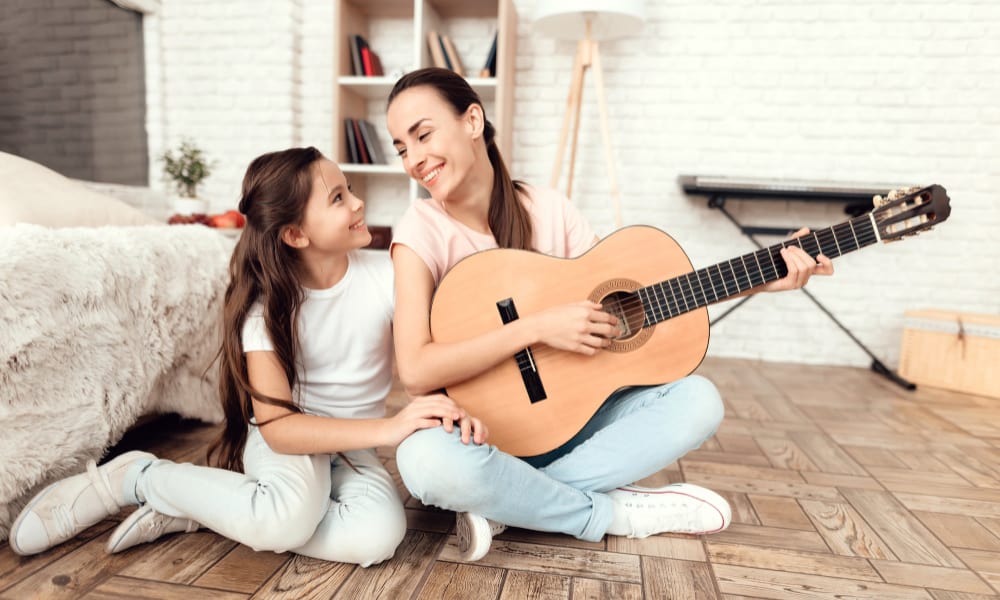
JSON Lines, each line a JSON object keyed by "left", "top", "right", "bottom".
{"left": 141, "top": 513, "right": 170, "bottom": 538}
{"left": 615, "top": 486, "right": 725, "bottom": 536}
{"left": 460, "top": 513, "right": 506, "bottom": 537}
{"left": 53, "top": 505, "right": 77, "bottom": 540}
{"left": 487, "top": 519, "right": 507, "bottom": 536}
{"left": 142, "top": 512, "right": 198, "bottom": 538}
{"left": 85, "top": 459, "right": 122, "bottom": 515}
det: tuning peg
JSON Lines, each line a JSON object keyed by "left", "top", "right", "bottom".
{"left": 873, "top": 186, "right": 923, "bottom": 208}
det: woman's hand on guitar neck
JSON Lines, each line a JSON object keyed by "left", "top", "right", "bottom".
{"left": 761, "top": 227, "right": 835, "bottom": 293}
{"left": 530, "top": 301, "right": 619, "bottom": 355}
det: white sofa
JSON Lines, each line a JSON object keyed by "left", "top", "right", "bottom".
{"left": 0, "top": 152, "right": 233, "bottom": 540}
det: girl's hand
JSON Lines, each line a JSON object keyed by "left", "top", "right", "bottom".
{"left": 531, "top": 301, "right": 619, "bottom": 355}
{"left": 443, "top": 412, "right": 490, "bottom": 445}
{"left": 762, "top": 228, "right": 835, "bottom": 292}
{"left": 385, "top": 394, "right": 465, "bottom": 447}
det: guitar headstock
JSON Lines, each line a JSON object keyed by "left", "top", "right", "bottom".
{"left": 871, "top": 184, "right": 950, "bottom": 243}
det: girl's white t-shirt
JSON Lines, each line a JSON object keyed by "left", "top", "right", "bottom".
{"left": 240, "top": 249, "right": 394, "bottom": 419}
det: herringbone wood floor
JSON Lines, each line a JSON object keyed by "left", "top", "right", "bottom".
{"left": 2, "top": 357, "right": 999, "bottom": 599}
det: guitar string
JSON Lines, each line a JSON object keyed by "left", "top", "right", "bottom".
{"left": 555, "top": 225, "right": 856, "bottom": 330}
{"left": 584, "top": 221, "right": 876, "bottom": 328}
{"left": 507, "top": 224, "right": 880, "bottom": 363}
{"left": 636, "top": 219, "right": 872, "bottom": 310}
{"left": 547, "top": 195, "right": 922, "bottom": 330}
{"left": 507, "top": 220, "right": 879, "bottom": 371}
{"left": 506, "top": 194, "right": 938, "bottom": 381}
{"left": 630, "top": 219, "right": 877, "bottom": 319}
{"left": 656, "top": 222, "right": 877, "bottom": 315}
{"left": 507, "top": 198, "right": 936, "bottom": 371}
{"left": 509, "top": 232, "right": 880, "bottom": 371}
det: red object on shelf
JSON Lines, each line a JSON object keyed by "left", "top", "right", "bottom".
{"left": 361, "top": 47, "right": 373, "bottom": 76}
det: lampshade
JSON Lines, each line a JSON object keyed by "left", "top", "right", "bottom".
{"left": 534, "top": 0, "right": 646, "bottom": 41}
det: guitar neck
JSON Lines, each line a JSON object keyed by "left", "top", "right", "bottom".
{"left": 638, "top": 214, "right": 879, "bottom": 326}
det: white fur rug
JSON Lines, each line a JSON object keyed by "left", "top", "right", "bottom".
{"left": 0, "top": 224, "right": 235, "bottom": 540}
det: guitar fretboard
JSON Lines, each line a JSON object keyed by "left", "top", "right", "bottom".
{"left": 636, "top": 215, "right": 878, "bottom": 326}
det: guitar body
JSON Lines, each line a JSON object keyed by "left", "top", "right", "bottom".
{"left": 430, "top": 226, "right": 710, "bottom": 457}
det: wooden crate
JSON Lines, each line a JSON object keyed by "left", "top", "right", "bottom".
{"left": 899, "top": 309, "right": 1000, "bottom": 399}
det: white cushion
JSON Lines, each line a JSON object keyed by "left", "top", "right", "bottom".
{"left": 0, "top": 152, "right": 157, "bottom": 227}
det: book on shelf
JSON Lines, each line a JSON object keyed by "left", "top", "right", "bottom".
{"left": 347, "top": 34, "right": 368, "bottom": 75}
{"left": 343, "top": 118, "right": 360, "bottom": 163}
{"left": 349, "top": 35, "right": 364, "bottom": 76}
{"left": 351, "top": 119, "right": 371, "bottom": 163}
{"left": 427, "top": 31, "right": 467, "bottom": 76}
{"left": 426, "top": 31, "right": 448, "bottom": 70}
{"left": 359, "top": 120, "right": 387, "bottom": 165}
{"left": 349, "top": 34, "right": 383, "bottom": 76}
{"left": 441, "top": 34, "right": 464, "bottom": 76}
{"left": 479, "top": 32, "right": 497, "bottom": 78}
{"left": 361, "top": 46, "right": 374, "bottom": 77}
{"left": 437, "top": 34, "right": 453, "bottom": 71}
{"left": 343, "top": 118, "right": 387, "bottom": 165}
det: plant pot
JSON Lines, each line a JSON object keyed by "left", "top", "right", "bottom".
{"left": 172, "top": 196, "right": 207, "bottom": 215}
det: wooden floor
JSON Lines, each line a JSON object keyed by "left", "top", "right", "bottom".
{"left": 2, "top": 357, "right": 999, "bottom": 600}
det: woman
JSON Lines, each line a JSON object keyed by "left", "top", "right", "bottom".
{"left": 385, "top": 68, "right": 833, "bottom": 561}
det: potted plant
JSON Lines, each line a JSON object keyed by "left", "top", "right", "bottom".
{"left": 162, "top": 139, "right": 214, "bottom": 214}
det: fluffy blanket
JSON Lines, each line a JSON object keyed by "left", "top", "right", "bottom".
{"left": 0, "top": 224, "right": 235, "bottom": 540}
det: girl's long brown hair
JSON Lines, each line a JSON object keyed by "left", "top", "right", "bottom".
{"left": 207, "top": 147, "right": 322, "bottom": 472}
{"left": 387, "top": 67, "right": 533, "bottom": 250}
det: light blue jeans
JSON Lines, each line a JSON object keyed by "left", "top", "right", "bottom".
{"left": 395, "top": 374, "right": 724, "bottom": 542}
{"left": 134, "top": 426, "right": 407, "bottom": 566}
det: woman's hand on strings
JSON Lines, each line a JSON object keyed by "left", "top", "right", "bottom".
{"left": 532, "top": 301, "right": 619, "bottom": 355}
{"left": 762, "top": 228, "right": 835, "bottom": 292}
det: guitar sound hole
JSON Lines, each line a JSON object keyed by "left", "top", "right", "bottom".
{"left": 601, "top": 291, "right": 645, "bottom": 340}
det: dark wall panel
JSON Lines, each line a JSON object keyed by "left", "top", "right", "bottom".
{"left": 0, "top": 0, "right": 148, "bottom": 185}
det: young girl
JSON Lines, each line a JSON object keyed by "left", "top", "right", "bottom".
{"left": 9, "top": 146, "right": 482, "bottom": 566}
{"left": 385, "top": 68, "right": 834, "bottom": 561}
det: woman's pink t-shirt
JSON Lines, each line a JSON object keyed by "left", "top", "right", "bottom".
{"left": 391, "top": 185, "right": 596, "bottom": 286}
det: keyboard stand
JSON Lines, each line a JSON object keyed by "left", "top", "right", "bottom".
{"left": 679, "top": 175, "right": 916, "bottom": 391}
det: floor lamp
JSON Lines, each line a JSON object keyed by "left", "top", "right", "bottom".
{"left": 534, "top": 0, "right": 645, "bottom": 228}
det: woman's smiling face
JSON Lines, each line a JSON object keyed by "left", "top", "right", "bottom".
{"left": 387, "top": 85, "right": 480, "bottom": 203}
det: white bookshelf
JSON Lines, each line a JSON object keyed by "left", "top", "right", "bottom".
{"left": 332, "top": 0, "right": 517, "bottom": 213}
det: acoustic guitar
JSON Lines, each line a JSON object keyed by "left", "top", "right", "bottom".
{"left": 430, "top": 185, "right": 951, "bottom": 457}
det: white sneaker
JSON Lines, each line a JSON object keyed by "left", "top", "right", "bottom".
{"left": 607, "top": 483, "right": 732, "bottom": 538}
{"left": 455, "top": 512, "right": 506, "bottom": 562}
{"left": 9, "top": 450, "right": 155, "bottom": 555}
{"left": 106, "top": 504, "right": 200, "bottom": 554}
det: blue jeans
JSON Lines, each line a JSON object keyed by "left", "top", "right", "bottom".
{"left": 395, "top": 374, "right": 724, "bottom": 542}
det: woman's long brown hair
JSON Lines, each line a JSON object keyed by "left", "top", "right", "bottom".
{"left": 387, "top": 67, "right": 533, "bottom": 250}
{"left": 207, "top": 147, "right": 322, "bottom": 472}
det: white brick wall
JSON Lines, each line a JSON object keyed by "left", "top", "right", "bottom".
{"left": 146, "top": 0, "right": 305, "bottom": 207}
{"left": 148, "top": 0, "right": 1000, "bottom": 370}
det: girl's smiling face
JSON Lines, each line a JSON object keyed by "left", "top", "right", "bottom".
{"left": 297, "top": 158, "right": 370, "bottom": 253}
